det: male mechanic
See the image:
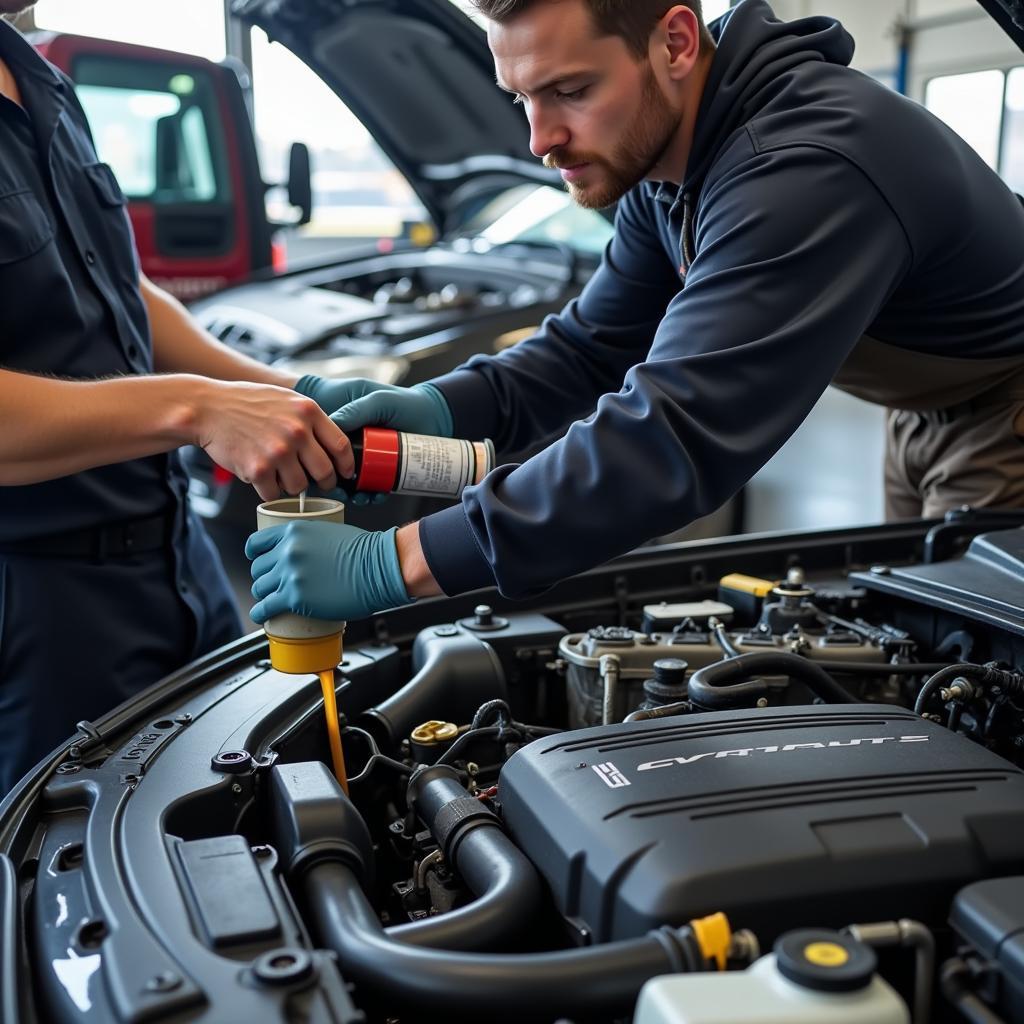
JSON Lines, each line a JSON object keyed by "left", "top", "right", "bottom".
{"left": 246, "top": 0, "right": 1024, "bottom": 628}
{"left": 0, "top": 8, "right": 366, "bottom": 793}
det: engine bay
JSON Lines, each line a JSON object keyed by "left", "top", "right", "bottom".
{"left": 190, "top": 243, "right": 577, "bottom": 372}
{"left": 4, "top": 513, "right": 1024, "bottom": 1023}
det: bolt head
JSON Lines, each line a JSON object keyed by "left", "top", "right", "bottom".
{"left": 145, "top": 972, "right": 181, "bottom": 993}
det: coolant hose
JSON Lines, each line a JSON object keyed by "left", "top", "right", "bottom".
{"left": 688, "top": 651, "right": 860, "bottom": 709}
{"left": 305, "top": 860, "right": 709, "bottom": 1021}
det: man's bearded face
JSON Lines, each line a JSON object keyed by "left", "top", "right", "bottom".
{"left": 542, "top": 60, "right": 680, "bottom": 210}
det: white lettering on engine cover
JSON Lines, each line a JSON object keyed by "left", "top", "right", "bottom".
{"left": 635, "top": 736, "right": 929, "bottom": 773}
{"left": 592, "top": 762, "right": 631, "bottom": 788}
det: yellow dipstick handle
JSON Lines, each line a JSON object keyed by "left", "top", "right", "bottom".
{"left": 319, "top": 669, "right": 349, "bottom": 795}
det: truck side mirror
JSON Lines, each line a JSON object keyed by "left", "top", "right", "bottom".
{"left": 287, "top": 142, "right": 312, "bottom": 227}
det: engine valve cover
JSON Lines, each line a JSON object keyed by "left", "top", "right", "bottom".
{"left": 499, "top": 705, "right": 1024, "bottom": 942}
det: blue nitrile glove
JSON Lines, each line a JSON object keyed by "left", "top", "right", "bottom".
{"left": 294, "top": 375, "right": 453, "bottom": 437}
{"left": 246, "top": 520, "right": 412, "bottom": 623}
{"left": 295, "top": 376, "right": 453, "bottom": 505}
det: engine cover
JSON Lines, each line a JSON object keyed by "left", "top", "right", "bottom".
{"left": 499, "top": 705, "right": 1024, "bottom": 943}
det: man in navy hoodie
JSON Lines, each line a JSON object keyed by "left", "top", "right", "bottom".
{"left": 247, "top": 0, "right": 1024, "bottom": 624}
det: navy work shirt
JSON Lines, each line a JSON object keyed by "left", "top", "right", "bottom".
{"left": 0, "top": 20, "right": 239, "bottom": 658}
{"left": 418, "top": 0, "right": 1024, "bottom": 598}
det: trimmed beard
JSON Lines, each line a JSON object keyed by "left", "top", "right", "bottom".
{"left": 543, "top": 61, "right": 680, "bottom": 210}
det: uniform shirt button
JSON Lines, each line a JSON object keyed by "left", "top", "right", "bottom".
{"left": 85, "top": 250, "right": 96, "bottom": 265}
{"left": 127, "top": 344, "right": 138, "bottom": 359}
{"left": 179, "top": 581, "right": 189, "bottom": 594}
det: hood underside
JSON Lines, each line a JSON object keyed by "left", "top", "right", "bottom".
{"left": 976, "top": 0, "right": 1024, "bottom": 50}
{"left": 231, "top": 0, "right": 560, "bottom": 230}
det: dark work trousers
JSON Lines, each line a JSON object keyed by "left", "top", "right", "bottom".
{"left": 0, "top": 544, "right": 241, "bottom": 797}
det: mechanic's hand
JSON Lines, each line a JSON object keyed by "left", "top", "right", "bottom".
{"left": 193, "top": 379, "right": 352, "bottom": 501}
{"left": 246, "top": 520, "right": 411, "bottom": 623}
{"left": 295, "top": 375, "right": 453, "bottom": 437}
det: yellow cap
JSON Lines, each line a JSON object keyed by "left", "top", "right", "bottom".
{"left": 408, "top": 222, "right": 437, "bottom": 247}
{"left": 690, "top": 912, "right": 732, "bottom": 970}
{"left": 719, "top": 573, "right": 775, "bottom": 598}
{"left": 804, "top": 941, "right": 850, "bottom": 967}
{"left": 411, "top": 721, "right": 460, "bottom": 745}
{"left": 266, "top": 632, "right": 342, "bottom": 675}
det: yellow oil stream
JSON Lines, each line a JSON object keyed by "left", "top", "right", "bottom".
{"left": 319, "top": 669, "right": 349, "bottom": 794}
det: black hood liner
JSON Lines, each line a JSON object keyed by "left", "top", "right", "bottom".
{"left": 976, "top": 0, "right": 1024, "bottom": 50}
{"left": 232, "top": 0, "right": 558, "bottom": 229}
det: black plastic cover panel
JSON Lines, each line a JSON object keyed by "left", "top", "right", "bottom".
{"left": 952, "top": 877, "right": 1024, "bottom": 1020}
{"left": 852, "top": 529, "right": 1024, "bottom": 637}
{"left": 500, "top": 705, "right": 1024, "bottom": 942}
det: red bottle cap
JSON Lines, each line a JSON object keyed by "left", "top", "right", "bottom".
{"left": 356, "top": 427, "right": 400, "bottom": 492}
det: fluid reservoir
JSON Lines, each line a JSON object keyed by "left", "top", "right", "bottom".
{"left": 634, "top": 930, "right": 909, "bottom": 1024}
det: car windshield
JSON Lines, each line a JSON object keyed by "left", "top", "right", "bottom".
{"left": 457, "top": 184, "right": 616, "bottom": 257}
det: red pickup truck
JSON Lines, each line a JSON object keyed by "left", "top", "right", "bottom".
{"left": 31, "top": 31, "right": 310, "bottom": 301}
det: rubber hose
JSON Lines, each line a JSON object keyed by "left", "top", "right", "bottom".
{"left": 912, "top": 662, "right": 1024, "bottom": 716}
{"left": 305, "top": 860, "right": 706, "bottom": 1021}
{"left": 471, "top": 699, "right": 513, "bottom": 731}
{"left": 387, "top": 826, "right": 542, "bottom": 951}
{"left": 688, "top": 651, "right": 860, "bottom": 709}
{"left": 939, "top": 959, "right": 1006, "bottom": 1024}
{"left": 624, "top": 700, "right": 694, "bottom": 723}
{"left": 381, "top": 766, "right": 542, "bottom": 950}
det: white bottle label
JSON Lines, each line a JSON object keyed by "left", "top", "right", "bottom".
{"left": 395, "top": 434, "right": 495, "bottom": 498}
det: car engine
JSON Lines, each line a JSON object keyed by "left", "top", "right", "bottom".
{"left": 4, "top": 512, "right": 1024, "bottom": 1023}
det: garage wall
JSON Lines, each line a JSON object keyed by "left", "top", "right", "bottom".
{"left": 766, "top": 0, "right": 1020, "bottom": 98}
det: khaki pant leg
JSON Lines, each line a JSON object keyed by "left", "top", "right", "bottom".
{"left": 918, "top": 401, "right": 1024, "bottom": 518}
{"left": 884, "top": 410, "right": 925, "bottom": 520}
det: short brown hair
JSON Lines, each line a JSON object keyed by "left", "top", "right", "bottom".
{"left": 471, "top": 0, "right": 715, "bottom": 58}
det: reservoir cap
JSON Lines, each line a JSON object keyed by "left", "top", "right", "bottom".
{"left": 775, "top": 930, "right": 876, "bottom": 992}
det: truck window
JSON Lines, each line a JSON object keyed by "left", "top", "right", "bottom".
{"left": 72, "top": 54, "right": 231, "bottom": 207}
{"left": 251, "top": 27, "right": 427, "bottom": 263}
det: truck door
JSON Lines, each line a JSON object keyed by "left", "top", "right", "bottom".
{"left": 34, "top": 34, "right": 274, "bottom": 301}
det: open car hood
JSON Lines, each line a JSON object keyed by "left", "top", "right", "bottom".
{"left": 231, "top": 0, "right": 560, "bottom": 231}
{"left": 976, "top": 0, "right": 1024, "bottom": 49}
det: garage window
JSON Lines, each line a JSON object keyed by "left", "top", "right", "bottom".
{"left": 925, "top": 65, "right": 1024, "bottom": 193}
{"left": 1004, "top": 68, "right": 1024, "bottom": 195}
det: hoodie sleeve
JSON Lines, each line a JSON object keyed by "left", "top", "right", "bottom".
{"left": 419, "top": 144, "right": 912, "bottom": 597}
{"left": 428, "top": 187, "right": 683, "bottom": 453}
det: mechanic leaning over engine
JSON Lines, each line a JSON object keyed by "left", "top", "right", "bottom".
{"left": 245, "top": 0, "right": 1024, "bottom": 628}
{"left": 0, "top": 7, "right": 378, "bottom": 795}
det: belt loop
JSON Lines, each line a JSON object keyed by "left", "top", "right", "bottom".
{"left": 92, "top": 528, "right": 108, "bottom": 564}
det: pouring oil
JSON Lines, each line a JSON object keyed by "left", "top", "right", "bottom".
{"left": 319, "top": 669, "right": 349, "bottom": 794}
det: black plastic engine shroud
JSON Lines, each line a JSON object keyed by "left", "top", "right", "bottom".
{"left": 499, "top": 704, "right": 1024, "bottom": 943}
